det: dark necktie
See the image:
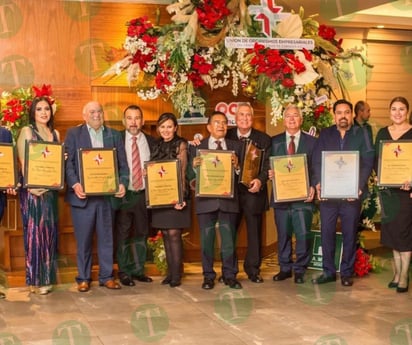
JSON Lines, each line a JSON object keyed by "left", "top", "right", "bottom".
{"left": 288, "top": 135, "right": 295, "bottom": 155}
{"left": 215, "top": 140, "right": 223, "bottom": 150}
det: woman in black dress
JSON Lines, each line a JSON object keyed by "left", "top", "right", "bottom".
{"left": 375, "top": 96, "right": 412, "bottom": 293}
{"left": 150, "top": 113, "right": 191, "bottom": 287}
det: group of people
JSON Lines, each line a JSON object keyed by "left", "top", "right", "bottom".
{"left": 0, "top": 95, "right": 411, "bottom": 297}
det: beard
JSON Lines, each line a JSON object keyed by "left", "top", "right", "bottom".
{"left": 338, "top": 119, "right": 349, "bottom": 129}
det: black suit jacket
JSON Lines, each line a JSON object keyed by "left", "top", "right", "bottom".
{"left": 226, "top": 127, "right": 271, "bottom": 214}
{"left": 189, "top": 137, "right": 242, "bottom": 214}
{"left": 270, "top": 131, "right": 317, "bottom": 209}
{"left": 110, "top": 130, "right": 156, "bottom": 210}
{"left": 64, "top": 124, "right": 129, "bottom": 208}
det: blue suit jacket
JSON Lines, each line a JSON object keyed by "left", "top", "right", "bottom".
{"left": 270, "top": 131, "right": 317, "bottom": 208}
{"left": 64, "top": 124, "right": 129, "bottom": 207}
{"left": 189, "top": 137, "right": 242, "bottom": 214}
{"left": 0, "top": 127, "right": 12, "bottom": 220}
{"left": 312, "top": 125, "right": 374, "bottom": 197}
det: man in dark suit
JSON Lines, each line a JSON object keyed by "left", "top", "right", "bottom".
{"left": 354, "top": 100, "right": 373, "bottom": 146}
{"left": 112, "top": 105, "right": 155, "bottom": 286}
{"left": 270, "top": 105, "right": 317, "bottom": 284}
{"left": 65, "top": 101, "right": 129, "bottom": 292}
{"left": 226, "top": 102, "right": 271, "bottom": 283}
{"left": 190, "top": 111, "right": 243, "bottom": 290}
{"left": 0, "top": 126, "right": 14, "bottom": 299}
{"left": 312, "top": 99, "right": 374, "bottom": 287}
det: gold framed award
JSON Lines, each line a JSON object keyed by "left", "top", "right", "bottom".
{"left": 270, "top": 154, "right": 309, "bottom": 202}
{"left": 195, "top": 149, "right": 234, "bottom": 198}
{"left": 321, "top": 151, "right": 359, "bottom": 199}
{"left": 24, "top": 140, "right": 64, "bottom": 189}
{"left": 0, "top": 143, "right": 18, "bottom": 190}
{"left": 79, "top": 148, "right": 119, "bottom": 195}
{"left": 239, "top": 139, "right": 264, "bottom": 187}
{"left": 144, "top": 159, "right": 183, "bottom": 208}
{"left": 377, "top": 140, "right": 412, "bottom": 187}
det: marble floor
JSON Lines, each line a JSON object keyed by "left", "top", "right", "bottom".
{"left": 0, "top": 241, "right": 411, "bottom": 345}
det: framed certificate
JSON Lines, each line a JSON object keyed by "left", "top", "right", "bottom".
{"left": 195, "top": 149, "right": 234, "bottom": 198}
{"left": 377, "top": 140, "right": 412, "bottom": 187}
{"left": 0, "top": 143, "right": 18, "bottom": 190}
{"left": 321, "top": 151, "right": 359, "bottom": 199}
{"left": 144, "top": 159, "right": 183, "bottom": 208}
{"left": 24, "top": 141, "right": 64, "bottom": 189}
{"left": 79, "top": 148, "right": 119, "bottom": 195}
{"left": 270, "top": 154, "right": 309, "bottom": 202}
{"left": 239, "top": 140, "right": 264, "bottom": 187}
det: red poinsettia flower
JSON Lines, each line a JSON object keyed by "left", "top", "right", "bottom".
{"left": 127, "top": 16, "right": 153, "bottom": 37}
{"left": 196, "top": 0, "right": 231, "bottom": 30}
{"left": 192, "top": 54, "right": 213, "bottom": 75}
{"left": 188, "top": 72, "right": 206, "bottom": 88}
{"left": 318, "top": 24, "right": 336, "bottom": 41}
{"left": 32, "top": 84, "right": 55, "bottom": 104}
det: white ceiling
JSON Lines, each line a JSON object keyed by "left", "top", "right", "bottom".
{"left": 276, "top": 0, "right": 412, "bottom": 30}
{"left": 70, "top": 0, "right": 412, "bottom": 30}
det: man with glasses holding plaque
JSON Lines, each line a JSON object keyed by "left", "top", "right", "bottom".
{"left": 312, "top": 99, "right": 374, "bottom": 287}
{"left": 269, "top": 105, "right": 317, "bottom": 284}
{"left": 190, "top": 111, "right": 243, "bottom": 290}
{"left": 226, "top": 102, "right": 271, "bottom": 283}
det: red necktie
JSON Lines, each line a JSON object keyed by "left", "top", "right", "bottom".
{"left": 288, "top": 135, "right": 295, "bottom": 155}
{"left": 131, "top": 136, "right": 142, "bottom": 190}
{"left": 215, "top": 140, "right": 223, "bottom": 150}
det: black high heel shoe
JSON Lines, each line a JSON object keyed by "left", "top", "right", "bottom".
{"left": 396, "top": 278, "right": 409, "bottom": 293}
{"left": 388, "top": 280, "right": 399, "bottom": 288}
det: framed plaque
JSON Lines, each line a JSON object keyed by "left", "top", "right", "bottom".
{"left": 79, "top": 148, "right": 119, "bottom": 195}
{"left": 377, "top": 140, "right": 412, "bottom": 187}
{"left": 195, "top": 149, "right": 234, "bottom": 198}
{"left": 24, "top": 141, "right": 64, "bottom": 189}
{"left": 144, "top": 159, "right": 183, "bottom": 208}
{"left": 239, "top": 140, "right": 264, "bottom": 187}
{"left": 321, "top": 151, "right": 359, "bottom": 199}
{"left": 270, "top": 154, "right": 309, "bottom": 202}
{"left": 0, "top": 143, "right": 18, "bottom": 190}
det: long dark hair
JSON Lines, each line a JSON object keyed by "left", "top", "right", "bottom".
{"left": 29, "top": 96, "right": 55, "bottom": 132}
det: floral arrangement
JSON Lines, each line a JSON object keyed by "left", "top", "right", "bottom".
{"left": 359, "top": 172, "right": 381, "bottom": 231}
{"left": 104, "top": 1, "right": 372, "bottom": 132}
{"left": 0, "top": 84, "right": 57, "bottom": 141}
{"left": 147, "top": 230, "right": 167, "bottom": 275}
{"left": 354, "top": 247, "right": 373, "bottom": 277}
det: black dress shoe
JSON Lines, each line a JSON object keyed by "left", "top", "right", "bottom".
{"left": 202, "top": 278, "right": 215, "bottom": 290}
{"left": 249, "top": 275, "right": 264, "bottom": 283}
{"left": 169, "top": 281, "right": 181, "bottom": 288}
{"left": 273, "top": 271, "right": 292, "bottom": 281}
{"left": 133, "top": 275, "right": 153, "bottom": 283}
{"left": 311, "top": 273, "right": 336, "bottom": 285}
{"left": 218, "top": 276, "right": 225, "bottom": 284}
{"left": 294, "top": 273, "right": 305, "bottom": 284}
{"left": 120, "top": 275, "right": 135, "bottom": 287}
{"left": 0, "top": 291, "right": 5, "bottom": 299}
{"left": 388, "top": 281, "right": 399, "bottom": 289}
{"left": 161, "top": 277, "right": 172, "bottom": 285}
{"left": 341, "top": 276, "right": 353, "bottom": 287}
{"left": 224, "top": 278, "right": 242, "bottom": 289}
{"left": 396, "top": 278, "right": 409, "bottom": 293}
